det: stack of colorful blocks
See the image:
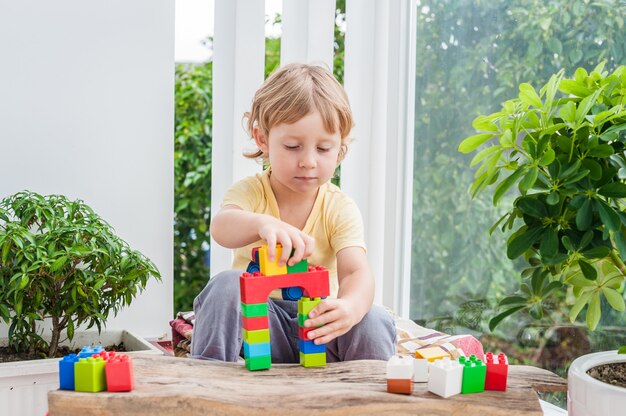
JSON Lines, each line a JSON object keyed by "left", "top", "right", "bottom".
{"left": 59, "top": 346, "right": 134, "bottom": 392}
{"left": 240, "top": 244, "right": 330, "bottom": 371}
{"left": 386, "top": 351, "right": 508, "bottom": 398}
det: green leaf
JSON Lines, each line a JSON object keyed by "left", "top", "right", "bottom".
{"left": 516, "top": 197, "right": 547, "bottom": 218}
{"left": 587, "top": 292, "right": 602, "bottom": 330}
{"left": 494, "top": 168, "right": 526, "bottom": 206}
{"left": 472, "top": 115, "right": 499, "bottom": 132}
{"left": 539, "top": 148, "right": 555, "bottom": 166}
{"left": 50, "top": 256, "right": 68, "bottom": 272}
{"left": 576, "top": 198, "right": 593, "bottom": 230}
{"left": 558, "top": 101, "right": 577, "bottom": 123}
{"left": 579, "top": 259, "right": 597, "bottom": 280}
{"left": 602, "top": 287, "right": 625, "bottom": 311}
{"left": 570, "top": 291, "right": 593, "bottom": 322}
{"left": 615, "top": 231, "right": 626, "bottom": 260}
{"left": 560, "top": 80, "right": 592, "bottom": 97}
{"left": 546, "top": 191, "right": 560, "bottom": 205}
{"left": 519, "top": 167, "right": 539, "bottom": 193}
{"left": 519, "top": 83, "right": 542, "bottom": 108}
{"left": 597, "top": 201, "right": 621, "bottom": 231}
{"left": 582, "top": 246, "right": 611, "bottom": 259}
{"left": 489, "top": 306, "right": 526, "bottom": 332}
{"left": 459, "top": 133, "right": 494, "bottom": 154}
{"left": 470, "top": 146, "right": 502, "bottom": 167}
{"left": 618, "top": 346, "right": 626, "bottom": 354}
{"left": 598, "top": 183, "right": 626, "bottom": 198}
{"left": 507, "top": 227, "right": 544, "bottom": 259}
{"left": 588, "top": 144, "right": 614, "bottom": 158}
{"left": 540, "top": 228, "right": 558, "bottom": 257}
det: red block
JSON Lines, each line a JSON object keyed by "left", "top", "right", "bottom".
{"left": 242, "top": 315, "right": 269, "bottom": 331}
{"left": 105, "top": 354, "right": 134, "bottom": 392}
{"left": 485, "top": 352, "right": 508, "bottom": 391}
{"left": 240, "top": 266, "right": 330, "bottom": 304}
{"left": 298, "top": 325, "right": 315, "bottom": 341}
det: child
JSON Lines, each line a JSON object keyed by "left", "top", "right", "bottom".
{"left": 191, "top": 63, "right": 396, "bottom": 363}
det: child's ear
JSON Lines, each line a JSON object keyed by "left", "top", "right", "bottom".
{"left": 252, "top": 126, "right": 269, "bottom": 153}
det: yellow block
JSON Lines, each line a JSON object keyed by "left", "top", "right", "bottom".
{"left": 259, "top": 244, "right": 288, "bottom": 276}
{"left": 415, "top": 346, "right": 450, "bottom": 362}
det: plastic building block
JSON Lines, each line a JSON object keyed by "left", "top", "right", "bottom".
{"left": 245, "top": 355, "right": 272, "bottom": 371}
{"left": 259, "top": 244, "right": 288, "bottom": 276}
{"left": 287, "top": 258, "right": 308, "bottom": 274}
{"left": 428, "top": 357, "right": 463, "bottom": 398}
{"left": 105, "top": 354, "right": 134, "bottom": 392}
{"left": 298, "top": 297, "right": 321, "bottom": 316}
{"left": 59, "top": 354, "right": 80, "bottom": 390}
{"left": 78, "top": 345, "right": 104, "bottom": 358}
{"left": 75, "top": 357, "right": 107, "bottom": 392}
{"left": 243, "top": 341, "right": 271, "bottom": 358}
{"left": 299, "top": 351, "right": 326, "bottom": 367}
{"left": 298, "top": 325, "right": 315, "bottom": 341}
{"left": 413, "top": 358, "right": 429, "bottom": 382}
{"left": 298, "top": 339, "right": 326, "bottom": 354}
{"left": 282, "top": 286, "right": 304, "bottom": 300}
{"left": 415, "top": 346, "right": 450, "bottom": 362}
{"left": 241, "top": 315, "right": 269, "bottom": 331}
{"left": 386, "top": 355, "right": 414, "bottom": 395}
{"left": 242, "top": 328, "right": 270, "bottom": 344}
{"left": 460, "top": 355, "right": 487, "bottom": 394}
{"left": 485, "top": 352, "right": 508, "bottom": 391}
{"left": 240, "top": 302, "right": 268, "bottom": 318}
{"left": 387, "top": 378, "right": 413, "bottom": 395}
{"left": 240, "top": 266, "right": 330, "bottom": 304}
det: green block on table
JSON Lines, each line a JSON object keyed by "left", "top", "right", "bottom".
{"left": 241, "top": 302, "right": 268, "bottom": 318}
{"left": 243, "top": 328, "right": 270, "bottom": 344}
{"left": 298, "top": 297, "right": 320, "bottom": 317}
{"left": 287, "top": 258, "right": 308, "bottom": 274}
{"left": 460, "top": 355, "right": 486, "bottom": 394}
{"left": 299, "top": 352, "right": 326, "bottom": 367}
{"left": 74, "top": 357, "right": 107, "bottom": 392}
{"left": 298, "top": 313, "right": 323, "bottom": 328}
{"left": 245, "top": 355, "right": 272, "bottom": 371}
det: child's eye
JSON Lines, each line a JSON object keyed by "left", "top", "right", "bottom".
{"left": 284, "top": 145, "right": 299, "bottom": 150}
{"left": 317, "top": 147, "right": 331, "bottom": 152}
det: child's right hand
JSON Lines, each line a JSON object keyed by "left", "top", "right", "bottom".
{"left": 258, "top": 216, "right": 315, "bottom": 267}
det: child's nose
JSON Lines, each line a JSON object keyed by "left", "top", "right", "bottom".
{"left": 299, "top": 151, "right": 316, "bottom": 168}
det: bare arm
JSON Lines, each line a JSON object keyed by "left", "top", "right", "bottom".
{"left": 210, "top": 205, "right": 315, "bottom": 266}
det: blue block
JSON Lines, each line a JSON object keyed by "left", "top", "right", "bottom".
{"left": 243, "top": 341, "right": 271, "bottom": 358}
{"left": 282, "top": 286, "right": 303, "bottom": 301}
{"left": 59, "top": 354, "right": 79, "bottom": 390}
{"left": 78, "top": 345, "right": 104, "bottom": 358}
{"left": 298, "top": 339, "right": 326, "bottom": 354}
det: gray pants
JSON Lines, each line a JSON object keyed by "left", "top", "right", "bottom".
{"left": 191, "top": 270, "right": 397, "bottom": 362}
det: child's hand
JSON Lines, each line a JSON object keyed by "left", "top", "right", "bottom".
{"left": 258, "top": 216, "right": 315, "bottom": 266}
{"left": 303, "top": 298, "right": 356, "bottom": 345}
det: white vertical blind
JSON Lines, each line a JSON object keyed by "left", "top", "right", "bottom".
{"left": 343, "top": 0, "right": 416, "bottom": 316}
{"left": 210, "top": 0, "right": 265, "bottom": 275}
{"left": 281, "top": 0, "right": 336, "bottom": 68}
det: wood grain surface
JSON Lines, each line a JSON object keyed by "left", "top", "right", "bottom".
{"left": 48, "top": 354, "right": 567, "bottom": 415}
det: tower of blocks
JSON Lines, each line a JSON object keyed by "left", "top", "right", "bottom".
{"left": 385, "top": 352, "right": 509, "bottom": 398}
{"left": 59, "top": 346, "right": 134, "bottom": 392}
{"left": 240, "top": 244, "right": 330, "bottom": 371}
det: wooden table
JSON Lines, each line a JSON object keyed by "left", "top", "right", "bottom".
{"left": 48, "top": 354, "right": 567, "bottom": 415}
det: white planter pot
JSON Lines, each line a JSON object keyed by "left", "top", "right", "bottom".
{"left": 0, "top": 329, "right": 162, "bottom": 416}
{"left": 568, "top": 350, "right": 626, "bottom": 416}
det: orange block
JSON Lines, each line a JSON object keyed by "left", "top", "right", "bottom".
{"left": 387, "top": 378, "right": 413, "bottom": 395}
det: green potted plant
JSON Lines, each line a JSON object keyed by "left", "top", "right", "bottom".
{"left": 458, "top": 62, "right": 626, "bottom": 416}
{"left": 0, "top": 191, "right": 162, "bottom": 358}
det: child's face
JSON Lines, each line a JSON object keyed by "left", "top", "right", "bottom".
{"left": 255, "top": 111, "right": 342, "bottom": 196}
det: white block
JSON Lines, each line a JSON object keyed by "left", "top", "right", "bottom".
{"left": 413, "top": 358, "right": 429, "bottom": 382}
{"left": 428, "top": 358, "right": 463, "bottom": 398}
{"left": 386, "top": 355, "right": 414, "bottom": 379}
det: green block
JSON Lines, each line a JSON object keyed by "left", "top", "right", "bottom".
{"left": 299, "top": 352, "right": 326, "bottom": 367}
{"left": 287, "top": 258, "right": 308, "bottom": 274}
{"left": 298, "top": 297, "right": 320, "bottom": 316}
{"left": 461, "top": 355, "right": 486, "bottom": 394}
{"left": 243, "top": 328, "right": 270, "bottom": 344}
{"left": 241, "top": 302, "right": 268, "bottom": 318}
{"left": 298, "top": 313, "right": 322, "bottom": 328}
{"left": 74, "top": 357, "right": 107, "bottom": 392}
{"left": 245, "top": 355, "right": 271, "bottom": 371}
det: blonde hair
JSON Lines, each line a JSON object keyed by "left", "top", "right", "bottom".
{"left": 244, "top": 63, "right": 353, "bottom": 163}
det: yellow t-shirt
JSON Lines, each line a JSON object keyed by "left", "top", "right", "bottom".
{"left": 221, "top": 168, "right": 366, "bottom": 298}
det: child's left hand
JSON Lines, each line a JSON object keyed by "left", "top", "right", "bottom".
{"left": 303, "top": 298, "right": 357, "bottom": 345}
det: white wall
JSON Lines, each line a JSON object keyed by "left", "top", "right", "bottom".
{"left": 0, "top": 0, "right": 174, "bottom": 337}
